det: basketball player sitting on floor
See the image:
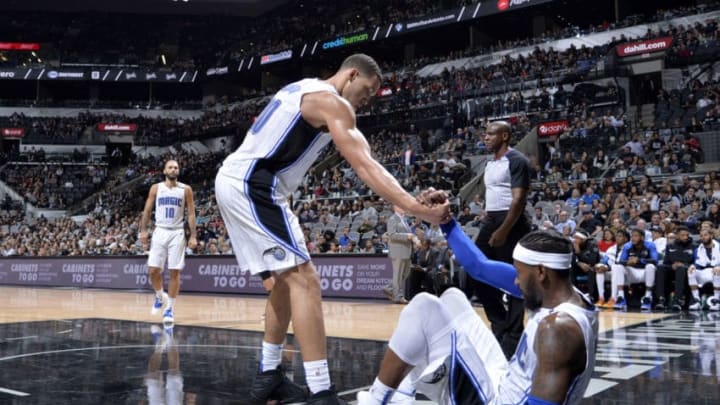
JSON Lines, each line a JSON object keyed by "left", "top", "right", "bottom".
{"left": 357, "top": 189, "right": 598, "bottom": 405}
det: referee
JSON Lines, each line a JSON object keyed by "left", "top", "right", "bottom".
{"left": 474, "top": 120, "right": 531, "bottom": 359}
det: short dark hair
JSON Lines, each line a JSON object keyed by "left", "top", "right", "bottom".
{"left": 675, "top": 225, "right": 689, "bottom": 234}
{"left": 518, "top": 229, "right": 572, "bottom": 255}
{"left": 518, "top": 229, "right": 572, "bottom": 275}
{"left": 340, "top": 54, "right": 382, "bottom": 80}
{"left": 615, "top": 229, "right": 630, "bottom": 240}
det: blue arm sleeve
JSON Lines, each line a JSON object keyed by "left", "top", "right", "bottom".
{"left": 527, "top": 395, "right": 560, "bottom": 405}
{"left": 440, "top": 219, "right": 523, "bottom": 298}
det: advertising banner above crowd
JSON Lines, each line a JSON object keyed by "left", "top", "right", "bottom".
{"left": 537, "top": 120, "right": 569, "bottom": 137}
{"left": 1, "top": 128, "right": 26, "bottom": 138}
{"left": 0, "top": 42, "right": 40, "bottom": 51}
{"left": 96, "top": 123, "right": 138, "bottom": 133}
{"left": 0, "top": 1, "right": 556, "bottom": 80}
{"left": 260, "top": 50, "right": 293, "bottom": 65}
{"left": 0, "top": 255, "right": 393, "bottom": 299}
{"left": 0, "top": 67, "right": 198, "bottom": 83}
{"left": 386, "top": 0, "right": 555, "bottom": 38}
{"left": 617, "top": 37, "right": 674, "bottom": 57}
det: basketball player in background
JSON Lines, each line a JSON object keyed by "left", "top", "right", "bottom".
{"left": 140, "top": 160, "right": 197, "bottom": 324}
{"left": 214, "top": 54, "right": 449, "bottom": 404}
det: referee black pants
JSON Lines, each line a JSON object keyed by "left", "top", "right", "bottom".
{"left": 472, "top": 210, "right": 530, "bottom": 359}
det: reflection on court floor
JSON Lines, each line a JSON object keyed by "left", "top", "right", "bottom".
{"left": 0, "top": 314, "right": 719, "bottom": 404}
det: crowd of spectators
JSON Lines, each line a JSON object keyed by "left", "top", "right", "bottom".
{"left": 371, "top": 12, "right": 720, "bottom": 124}
{"left": 0, "top": 120, "right": 473, "bottom": 256}
{"left": 1, "top": 68, "right": 713, "bottom": 253}
{"left": 0, "top": 99, "right": 204, "bottom": 111}
{"left": 0, "top": 0, "right": 477, "bottom": 69}
{"left": 0, "top": 105, "right": 257, "bottom": 145}
{"left": 379, "top": 2, "right": 720, "bottom": 73}
{"left": 522, "top": 170, "right": 720, "bottom": 311}
{"left": 1, "top": 2, "right": 717, "bottom": 153}
{"left": 376, "top": 42, "right": 608, "bottom": 107}
{"left": 0, "top": 163, "right": 107, "bottom": 209}
{"left": 537, "top": 75, "right": 719, "bottom": 184}
{"left": 1, "top": 1, "right": 719, "bottom": 276}
{"left": 1, "top": 0, "right": 717, "bottom": 76}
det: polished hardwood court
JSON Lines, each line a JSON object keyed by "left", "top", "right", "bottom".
{"left": 0, "top": 287, "right": 667, "bottom": 339}
{"left": 1, "top": 286, "right": 718, "bottom": 404}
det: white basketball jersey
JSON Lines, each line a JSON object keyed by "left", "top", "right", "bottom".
{"left": 498, "top": 290, "right": 598, "bottom": 405}
{"left": 222, "top": 78, "right": 336, "bottom": 196}
{"left": 154, "top": 182, "right": 186, "bottom": 229}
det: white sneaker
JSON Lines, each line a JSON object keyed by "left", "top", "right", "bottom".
{"left": 707, "top": 297, "right": 720, "bottom": 311}
{"left": 689, "top": 297, "right": 702, "bottom": 311}
{"left": 151, "top": 292, "right": 168, "bottom": 315}
{"left": 356, "top": 390, "right": 414, "bottom": 405}
{"left": 163, "top": 307, "right": 175, "bottom": 324}
{"left": 356, "top": 391, "right": 377, "bottom": 405}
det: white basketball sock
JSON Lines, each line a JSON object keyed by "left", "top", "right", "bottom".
{"left": 260, "top": 341, "right": 283, "bottom": 372}
{"left": 304, "top": 359, "right": 331, "bottom": 394}
{"left": 368, "top": 377, "right": 395, "bottom": 403}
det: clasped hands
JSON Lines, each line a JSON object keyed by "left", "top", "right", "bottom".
{"left": 415, "top": 187, "right": 452, "bottom": 225}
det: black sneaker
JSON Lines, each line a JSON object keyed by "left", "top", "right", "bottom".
{"left": 249, "top": 366, "right": 308, "bottom": 404}
{"left": 307, "top": 385, "right": 347, "bottom": 405}
{"left": 670, "top": 296, "right": 683, "bottom": 311}
{"left": 640, "top": 296, "right": 653, "bottom": 312}
{"left": 654, "top": 296, "right": 666, "bottom": 311}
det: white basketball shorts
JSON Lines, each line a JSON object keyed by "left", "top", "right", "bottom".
{"left": 215, "top": 166, "right": 310, "bottom": 274}
{"left": 148, "top": 227, "right": 186, "bottom": 270}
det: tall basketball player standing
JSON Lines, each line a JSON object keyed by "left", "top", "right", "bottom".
{"left": 214, "top": 54, "right": 450, "bottom": 404}
{"left": 140, "top": 159, "right": 198, "bottom": 325}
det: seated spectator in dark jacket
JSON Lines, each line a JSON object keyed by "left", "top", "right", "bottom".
{"left": 656, "top": 226, "right": 695, "bottom": 310}
{"left": 407, "top": 239, "right": 439, "bottom": 299}
{"left": 578, "top": 205, "right": 603, "bottom": 238}
{"left": 571, "top": 230, "right": 600, "bottom": 302}
{"left": 457, "top": 207, "right": 476, "bottom": 226}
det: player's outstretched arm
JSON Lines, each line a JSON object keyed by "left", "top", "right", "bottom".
{"left": 302, "top": 92, "right": 448, "bottom": 225}
{"left": 440, "top": 218, "right": 523, "bottom": 298}
{"left": 529, "top": 312, "right": 586, "bottom": 405}
{"left": 415, "top": 188, "right": 522, "bottom": 297}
